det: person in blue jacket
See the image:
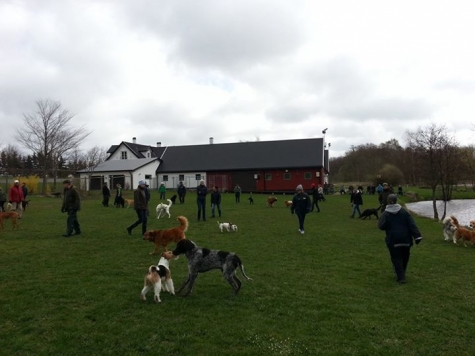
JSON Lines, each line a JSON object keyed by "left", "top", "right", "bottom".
{"left": 291, "top": 184, "right": 311, "bottom": 235}
{"left": 378, "top": 194, "right": 422, "bottom": 284}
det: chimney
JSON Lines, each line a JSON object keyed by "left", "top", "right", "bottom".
{"left": 157, "top": 142, "right": 161, "bottom": 147}
{"left": 132, "top": 137, "right": 136, "bottom": 144}
{"left": 209, "top": 137, "right": 214, "bottom": 145}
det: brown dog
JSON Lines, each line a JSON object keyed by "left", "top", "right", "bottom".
{"left": 284, "top": 200, "right": 293, "bottom": 207}
{"left": 143, "top": 216, "right": 188, "bottom": 255}
{"left": 451, "top": 215, "right": 475, "bottom": 247}
{"left": 267, "top": 197, "right": 278, "bottom": 207}
{"left": 124, "top": 199, "right": 134, "bottom": 208}
{"left": 0, "top": 211, "right": 20, "bottom": 230}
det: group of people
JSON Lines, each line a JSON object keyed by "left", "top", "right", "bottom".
{"left": 0, "top": 180, "right": 28, "bottom": 216}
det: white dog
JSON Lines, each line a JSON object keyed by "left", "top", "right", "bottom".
{"left": 231, "top": 224, "right": 238, "bottom": 232}
{"left": 156, "top": 199, "right": 173, "bottom": 219}
{"left": 442, "top": 217, "right": 457, "bottom": 243}
{"left": 140, "top": 254, "right": 175, "bottom": 303}
{"left": 217, "top": 221, "right": 232, "bottom": 232}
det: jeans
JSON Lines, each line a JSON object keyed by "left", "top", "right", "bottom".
{"left": 128, "top": 209, "right": 148, "bottom": 235}
{"left": 311, "top": 198, "right": 320, "bottom": 212}
{"left": 197, "top": 199, "right": 206, "bottom": 221}
{"left": 351, "top": 204, "right": 361, "bottom": 217}
{"left": 66, "top": 209, "right": 81, "bottom": 234}
{"left": 296, "top": 211, "right": 307, "bottom": 231}
{"left": 235, "top": 192, "right": 241, "bottom": 203}
{"left": 211, "top": 203, "right": 221, "bottom": 217}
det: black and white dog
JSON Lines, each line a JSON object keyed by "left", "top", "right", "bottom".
{"left": 168, "top": 239, "right": 252, "bottom": 296}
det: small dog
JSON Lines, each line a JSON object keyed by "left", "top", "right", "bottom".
{"left": 442, "top": 216, "right": 457, "bottom": 243}
{"left": 5, "top": 202, "right": 13, "bottom": 211}
{"left": 248, "top": 196, "right": 254, "bottom": 204}
{"left": 169, "top": 195, "right": 177, "bottom": 204}
{"left": 451, "top": 215, "right": 475, "bottom": 247}
{"left": 143, "top": 216, "right": 188, "bottom": 254}
{"left": 0, "top": 211, "right": 20, "bottom": 230}
{"left": 231, "top": 224, "right": 238, "bottom": 232}
{"left": 267, "top": 197, "right": 277, "bottom": 207}
{"left": 140, "top": 252, "right": 175, "bottom": 303}
{"left": 360, "top": 206, "right": 381, "bottom": 220}
{"left": 284, "top": 200, "right": 293, "bottom": 207}
{"left": 156, "top": 199, "right": 173, "bottom": 219}
{"left": 166, "top": 239, "right": 252, "bottom": 296}
{"left": 217, "top": 221, "right": 232, "bottom": 232}
{"left": 124, "top": 199, "right": 134, "bottom": 208}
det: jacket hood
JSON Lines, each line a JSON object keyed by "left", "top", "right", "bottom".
{"left": 385, "top": 204, "right": 402, "bottom": 214}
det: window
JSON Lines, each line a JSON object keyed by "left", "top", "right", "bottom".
{"left": 195, "top": 174, "right": 201, "bottom": 181}
{"left": 304, "top": 172, "right": 312, "bottom": 180}
{"left": 179, "top": 174, "right": 184, "bottom": 181}
{"left": 284, "top": 173, "right": 291, "bottom": 180}
{"left": 265, "top": 173, "right": 272, "bottom": 181}
{"left": 163, "top": 175, "right": 168, "bottom": 182}
{"left": 121, "top": 151, "right": 127, "bottom": 160}
{"left": 145, "top": 174, "right": 152, "bottom": 180}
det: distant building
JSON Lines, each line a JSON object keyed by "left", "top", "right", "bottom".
{"left": 77, "top": 137, "right": 329, "bottom": 192}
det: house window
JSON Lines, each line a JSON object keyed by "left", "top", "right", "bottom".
{"left": 265, "top": 173, "right": 272, "bottom": 181}
{"left": 304, "top": 172, "right": 312, "bottom": 180}
{"left": 179, "top": 174, "right": 184, "bottom": 181}
{"left": 195, "top": 174, "right": 201, "bottom": 181}
{"left": 163, "top": 175, "right": 168, "bottom": 182}
{"left": 284, "top": 173, "right": 291, "bottom": 180}
{"left": 121, "top": 151, "right": 127, "bottom": 160}
{"left": 145, "top": 174, "right": 152, "bottom": 180}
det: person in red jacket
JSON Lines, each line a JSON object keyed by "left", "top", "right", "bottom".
{"left": 8, "top": 179, "right": 24, "bottom": 218}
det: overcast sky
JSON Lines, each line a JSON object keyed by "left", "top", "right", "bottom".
{"left": 1, "top": 0, "right": 475, "bottom": 158}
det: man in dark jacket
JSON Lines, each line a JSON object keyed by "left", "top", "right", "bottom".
{"left": 102, "top": 182, "right": 111, "bottom": 207}
{"left": 350, "top": 189, "right": 363, "bottom": 218}
{"left": 210, "top": 185, "right": 221, "bottom": 218}
{"left": 310, "top": 183, "right": 320, "bottom": 212}
{"left": 196, "top": 179, "right": 208, "bottom": 221}
{"left": 61, "top": 179, "right": 81, "bottom": 237}
{"left": 378, "top": 194, "right": 422, "bottom": 284}
{"left": 291, "top": 184, "right": 311, "bottom": 235}
{"left": 127, "top": 180, "right": 148, "bottom": 236}
{"left": 378, "top": 183, "right": 393, "bottom": 213}
{"left": 177, "top": 181, "right": 186, "bottom": 204}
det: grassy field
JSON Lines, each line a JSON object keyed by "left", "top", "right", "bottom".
{"left": 1, "top": 190, "right": 475, "bottom": 355}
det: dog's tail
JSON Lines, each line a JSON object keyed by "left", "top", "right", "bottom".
{"left": 177, "top": 216, "right": 188, "bottom": 232}
{"left": 451, "top": 215, "right": 460, "bottom": 227}
{"left": 239, "top": 263, "right": 253, "bottom": 281}
{"left": 167, "top": 199, "right": 173, "bottom": 207}
{"left": 375, "top": 205, "right": 381, "bottom": 211}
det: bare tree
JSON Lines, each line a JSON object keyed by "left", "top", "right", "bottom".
{"left": 16, "top": 99, "right": 91, "bottom": 194}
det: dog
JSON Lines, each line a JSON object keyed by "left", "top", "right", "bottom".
{"left": 217, "top": 221, "right": 232, "bottom": 232}
{"left": 0, "top": 211, "right": 20, "bottom": 230}
{"left": 231, "top": 224, "right": 238, "bottom": 232}
{"left": 284, "top": 200, "right": 293, "bottom": 207}
{"left": 169, "top": 195, "right": 177, "bottom": 204}
{"left": 267, "top": 197, "right": 277, "bottom": 207}
{"left": 451, "top": 215, "right": 475, "bottom": 247}
{"left": 21, "top": 200, "right": 30, "bottom": 211}
{"left": 143, "top": 216, "right": 188, "bottom": 254}
{"left": 124, "top": 199, "right": 134, "bottom": 208}
{"left": 248, "top": 196, "right": 254, "bottom": 204}
{"left": 442, "top": 216, "right": 457, "bottom": 243}
{"left": 5, "top": 202, "right": 13, "bottom": 211}
{"left": 360, "top": 206, "right": 381, "bottom": 220}
{"left": 140, "top": 252, "right": 175, "bottom": 303}
{"left": 156, "top": 199, "right": 173, "bottom": 219}
{"left": 166, "top": 239, "right": 252, "bottom": 296}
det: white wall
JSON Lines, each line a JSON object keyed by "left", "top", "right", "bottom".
{"left": 157, "top": 172, "right": 206, "bottom": 190}
{"left": 108, "top": 144, "right": 136, "bottom": 160}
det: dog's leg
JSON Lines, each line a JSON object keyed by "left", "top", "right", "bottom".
{"left": 176, "top": 274, "right": 191, "bottom": 294}
{"left": 140, "top": 278, "right": 151, "bottom": 301}
{"left": 161, "top": 277, "right": 169, "bottom": 292}
{"left": 167, "top": 209, "right": 171, "bottom": 218}
{"left": 178, "top": 271, "right": 198, "bottom": 297}
{"left": 151, "top": 245, "right": 162, "bottom": 255}
{"left": 153, "top": 279, "right": 162, "bottom": 303}
{"left": 165, "top": 277, "right": 175, "bottom": 295}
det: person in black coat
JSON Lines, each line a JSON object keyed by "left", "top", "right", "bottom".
{"left": 196, "top": 179, "right": 208, "bottom": 221}
{"left": 310, "top": 183, "right": 320, "bottom": 212}
{"left": 350, "top": 189, "right": 363, "bottom": 218}
{"left": 210, "top": 186, "right": 222, "bottom": 218}
{"left": 61, "top": 179, "right": 81, "bottom": 237}
{"left": 177, "top": 181, "right": 186, "bottom": 204}
{"left": 102, "top": 182, "right": 111, "bottom": 207}
{"left": 291, "top": 184, "right": 311, "bottom": 234}
{"left": 378, "top": 194, "right": 422, "bottom": 284}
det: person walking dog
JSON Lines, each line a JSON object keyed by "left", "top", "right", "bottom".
{"left": 291, "top": 184, "right": 311, "bottom": 235}
{"left": 61, "top": 179, "right": 81, "bottom": 237}
{"left": 378, "top": 194, "right": 422, "bottom": 284}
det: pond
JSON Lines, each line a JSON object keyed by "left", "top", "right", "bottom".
{"left": 406, "top": 200, "right": 475, "bottom": 225}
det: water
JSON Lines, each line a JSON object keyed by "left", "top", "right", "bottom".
{"left": 406, "top": 200, "right": 475, "bottom": 225}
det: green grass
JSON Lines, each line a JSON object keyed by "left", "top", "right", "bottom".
{"left": 1, "top": 190, "right": 475, "bottom": 355}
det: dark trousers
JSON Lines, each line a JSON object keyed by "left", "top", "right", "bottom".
{"left": 311, "top": 198, "right": 320, "bottom": 212}
{"left": 179, "top": 194, "right": 185, "bottom": 204}
{"left": 197, "top": 199, "right": 206, "bottom": 221}
{"left": 102, "top": 195, "right": 110, "bottom": 207}
{"left": 128, "top": 209, "right": 148, "bottom": 235}
{"left": 388, "top": 246, "right": 411, "bottom": 282}
{"left": 66, "top": 209, "right": 81, "bottom": 234}
{"left": 160, "top": 192, "right": 166, "bottom": 200}
{"left": 235, "top": 192, "right": 241, "bottom": 203}
{"left": 0, "top": 201, "right": 5, "bottom": 212}
{"left": 296, "top": 211, "right": 307, "bottom": 231}
{"left": 351, "top": 204, "right": 362, "bottom": 218}
{"left": 211, "top": 203, "right": 221, "bottom": 218}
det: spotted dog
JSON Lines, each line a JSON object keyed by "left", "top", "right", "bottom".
{"left": 166, "top": 239, "right": 252, "bottom": 296}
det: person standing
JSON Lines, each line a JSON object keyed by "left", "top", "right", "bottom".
{"left": 115, "top": 183, "right": 124, "bottom": 208}
{"left": 8, "top": 180, "right": 24, "bottom": 218}
{"left": 350, "top": 189, "right": 363, "bottom": 218}
{"left": 196, "top": 179, "right": 208, "bottom": 221}
{"left": 61, "top": 179, "right": 81, "bottom": 237}
{"left": 177, "top": 181, "right": 186, "bottom": 204}
{"left": 102, "top": 182, "right": 111, "bottom": 207}
{"left": 291, "top": 184, "right": 311, "bottom": 235}
{"left": 378, "top": 194, "right": 422, "bottom": 284}
{"left": 234, "top": 184, "right": 241, "bottom": 203}
{"left": 210, "top": 186, "right": 222, "bottom": 218}
{"left": 21, "top": 182, "right": 28, "bottom": 200}
{"left": 310, "top": 183, "right": 320, "bottom": 212}
{"left": 0, "top": 187, "right": 6, "bottom": 212}
{"left": 379, "top": 183, "right": 393, "bottom": 213}
{"left": 158, "top": 182, "right": 166, "bottom": 200}
{"left": 127, "top": 180, "right": 149, "bottom": 236}
{"left": 318, "top": 184, "right": 326, "bottom": 202}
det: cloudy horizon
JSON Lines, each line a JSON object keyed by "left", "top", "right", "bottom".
{"left": 1, "top": 0, "right": 475, "bottom": 158}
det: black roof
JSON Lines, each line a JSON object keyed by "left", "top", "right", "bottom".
{"left": 156, "top": 138, "right": 325, "bottom": 173}
{"left": 108, "top": 142, "right": 166, "bottom": 159}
